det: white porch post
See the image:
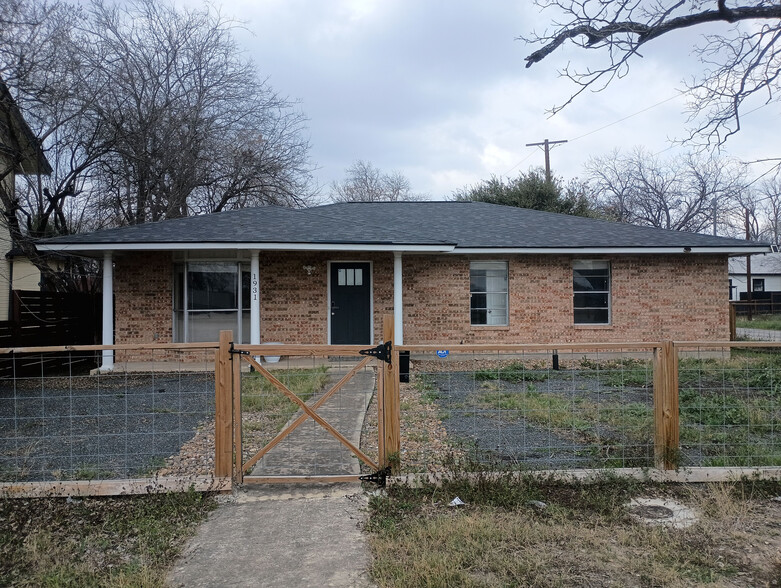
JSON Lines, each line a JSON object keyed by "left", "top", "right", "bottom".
{"left": 101, "top": 251, "right": 114, "bottom": 371}
{"left": 393, "top": 251, "right": 404, "bottom": 345}
{"left": 250, "top": 250, "right": 260, "bottom": 345}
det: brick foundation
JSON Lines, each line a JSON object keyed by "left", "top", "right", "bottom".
{"left": 111, "top": 251, "right": 728, "bottom": 357}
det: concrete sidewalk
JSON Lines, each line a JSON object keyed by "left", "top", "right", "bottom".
{"left": 167, "top": 483, "right": 375, "bottom": 588}
{"left": 736, "top": 327, "right": 781, "bottom": 341}
{"left": 168, "top": 367, "right": 378, "bottom": 587}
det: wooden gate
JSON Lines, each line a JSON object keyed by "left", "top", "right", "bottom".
{"left": 214, "top": 317, "right": 400, "bottom": 485}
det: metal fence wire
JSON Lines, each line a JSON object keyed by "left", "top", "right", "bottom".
{"left": 399, "top": 344, "right": 781, "bottom": 474}
{"left": 401, "top": 348, "right": 657, "bottom": 473}
{"left": 677, "top": 344, "right": 781, "bottom": 468}
{"left": 0, "top": 347, "right": 216, "bottom": 483}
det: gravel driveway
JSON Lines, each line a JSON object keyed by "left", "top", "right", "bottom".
{"left": 425, "top": 370, "right": 655, "bottom": 470}
{"left": 0, "top": 372, "right": 215, "bottom": 481}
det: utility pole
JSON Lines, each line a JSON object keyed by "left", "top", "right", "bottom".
{"left": 712, "top": 197, "right": 718, "bottom": 236}
{"left": 746, "top": 207, "right": 753, "bottom": 321}
{"left": 526, "top": 138, "right": 567, "bottom": 183}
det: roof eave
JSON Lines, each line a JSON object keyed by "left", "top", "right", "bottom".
{"left": 36, "top": 242, "right": 457, "bottom": 254}
{"left": 36, "top": 242, "right": 771, "bottom": 256}
{"left": 454, "top": 246, "right": 772, "bottom": 255}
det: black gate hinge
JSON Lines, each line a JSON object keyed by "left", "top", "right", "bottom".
{"left": 228, "top": 342, "right": 249, "bottom": 356}
{"left": 359, "top": 341, "right": 392, "bottom": 364}
{"left": 359, "top": 466, "right": 392, "bottom": 487}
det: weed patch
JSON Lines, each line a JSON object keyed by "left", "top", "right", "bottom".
{"left": 368, "top": 476, "right": 781, "bottom": 587}
{"left": 0, "top": 491, "right": 216, "bottom": 587}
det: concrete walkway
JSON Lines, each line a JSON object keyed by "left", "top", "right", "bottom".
{"left": 736, "top": 327, "right": 781, "bottom": 341}
{"left": 167, "top": 368, "right": 378, "bottom": 588}
{"left": 251, "top": 370, "right": 375, "bottom": 477}
{"left": 167, "top": 484, "right": 375, "bottom": 588}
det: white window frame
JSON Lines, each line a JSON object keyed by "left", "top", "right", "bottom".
{"left": 173, "top": 260, "right": 250, "bottom": 343}
{"left": 469, "top": 261, "right": 509, "bottom": 326}
{"left": 573, "top": 260, "right": 611, "bottom": 325}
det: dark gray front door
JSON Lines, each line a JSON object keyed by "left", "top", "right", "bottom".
{"left": 330, "top": 262, "right": 371, "bottom": 344}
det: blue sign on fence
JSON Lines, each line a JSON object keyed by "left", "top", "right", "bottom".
{"left": 436, "top": 350, "right": 449, "bottom": 358}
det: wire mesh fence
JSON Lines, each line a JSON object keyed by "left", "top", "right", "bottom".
{"left": 398, "top": 343, "right": 781, "bottom": 474}
{"left": 399, "top": 346, "right": 658, "bottom": 473}
{"left": 678, "top": 344, "right": 781, "bottom": 468}
{"left": 236, "top": 350, "right": 378, "bottom": 480}
{"left": 0, "top": 346, "right": 217, "bottom": 484}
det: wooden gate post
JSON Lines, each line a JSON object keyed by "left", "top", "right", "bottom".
{"left": 653, "top": 340, "right": 680, "bottom": 470}
{"left": 215, "top": 330, "right": 233, "bottom": 479}
{"left": 382, "top": 315, "right": 401, "bottom": 473}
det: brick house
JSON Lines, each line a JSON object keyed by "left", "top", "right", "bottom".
{"left": 38, "top": 201, "right": 769, "bottom": 369}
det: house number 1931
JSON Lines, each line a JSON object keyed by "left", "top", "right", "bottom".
{"left": 252, "top": 273, "right": 259, "bottom": 301}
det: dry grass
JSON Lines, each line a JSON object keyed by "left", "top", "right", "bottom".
{"left": 367, "top": 476, "right": 781, "bottom": 587}
{"left": 0, "top": 491, "right": 216, "bottom": 587}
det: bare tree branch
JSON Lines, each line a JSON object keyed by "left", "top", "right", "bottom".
{"left": 524, "top": 1, "right": 781, "bottom": 145}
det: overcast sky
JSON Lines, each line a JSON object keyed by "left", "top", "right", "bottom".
{"left": 183, "top": 0, "right": 781, "bottom": 201}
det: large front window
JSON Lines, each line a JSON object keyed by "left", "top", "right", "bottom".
{"left": 470, "top": 261, "right": 508, "bottom": 326}
{"left": 174, "top": 262, "right": 250, "bottom": 342}
{"left": 573, "top": 260, "right": 610, "bottom": 325}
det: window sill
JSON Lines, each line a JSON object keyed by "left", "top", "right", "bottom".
{"left": 470, "top": 325, "right": 510, "bottom": 330}
{"left": 573, "top": 324, "right": 613, "bottom": 329}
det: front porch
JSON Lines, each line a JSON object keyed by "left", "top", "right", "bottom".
{"left": 99, "top": 250, "right": 409, "bottom": 371}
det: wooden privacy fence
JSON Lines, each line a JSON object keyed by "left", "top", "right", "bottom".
{"left": 0, "top": 290, "right": 101, "bottom": 377}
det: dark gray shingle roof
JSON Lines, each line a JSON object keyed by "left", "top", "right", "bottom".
{"left": 40, "top": 201, "right": 766, "bottom": 251}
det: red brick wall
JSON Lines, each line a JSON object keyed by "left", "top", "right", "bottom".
{"left": 402, "top": 254, "right": 728, "bottom": 343}
{"left": 111, "top": 251, "right": 729, "bottom": 352}
{"left": 113, "top": 252, "right": 174, "bottom": 361}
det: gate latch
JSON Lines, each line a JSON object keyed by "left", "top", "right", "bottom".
{"left": 360, "top": 466, "right": 392, "bottom": 487}
{"left": 228, "top": 342, "right": 249, "bottom": 356}
{"left": 359, "top": 341, "right": 392, "bottom": 364}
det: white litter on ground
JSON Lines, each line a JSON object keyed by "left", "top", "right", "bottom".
{"left": 627, "top": 498, "right": 698, "bottom": 529}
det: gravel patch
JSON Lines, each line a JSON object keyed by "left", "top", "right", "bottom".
{"left": 0, "top": 373, "right": 215, "bottom": 481}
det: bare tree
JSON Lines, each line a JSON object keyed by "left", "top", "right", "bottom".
{"left": 330, "top": 161, "right": 423, "bottom": 202}
{"left": 758, "top": 173, "right": 781, "bottom": 246}
{"left": 0, "top": 0, "right": 103, "bottom": 291}
{"left": 0, "top": 0, "right": 315, "bottom": 291}
{"left": 84, "top": 0, "right": 314, "bottom": 225}
{"left": 524, "top": 1, "right": 781, "bottom": 145}
{"left": 586, "top": 148, "right": 746, "bottom": 232}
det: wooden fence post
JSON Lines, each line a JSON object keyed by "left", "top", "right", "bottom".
{"left": 382, "top": 315, "right": 400, "bottom": 473}
{"left": 653, "top": 340, "right": 680, "bottom": 470}
{"left": 729, "top": 304, "right": 737, "bottom": 341}
{"left": 214, "top": 330, "right": 233, "bottom": 480}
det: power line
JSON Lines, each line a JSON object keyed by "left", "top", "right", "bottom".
{"left": 569, "top": 92, "right": 685, "bottom": 143}
{"left": 501, "top": 92, "right": 683, "bottom": 177}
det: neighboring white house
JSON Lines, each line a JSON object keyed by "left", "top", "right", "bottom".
{"left": 0, "top": 79, "right": 51, "bottom": 320}
{"left": 729, "top": 253, "right": 781, "bottom": 300}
